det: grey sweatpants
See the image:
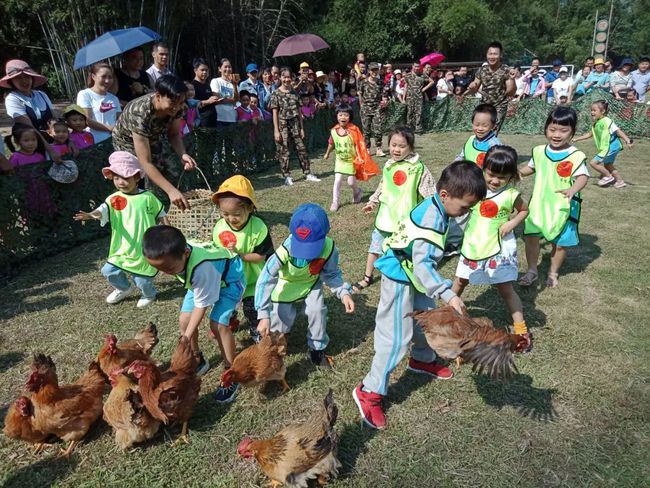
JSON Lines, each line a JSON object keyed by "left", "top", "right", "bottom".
{"left": 362, "top": 274, "right": 437, "bottom": 396}
{"left": 270, "top": 281, "right": 329, "bottom": 351}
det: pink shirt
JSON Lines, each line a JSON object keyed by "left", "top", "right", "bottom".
{"left": 236, "top": 106, "right": 255, "bottom": 121}
{"left": 70, "top": 131, "right": 94, "bottom": 149}
{"left": 51, "top": 144, "right": 70, "bottom": 157}
{"left": 10, "top": 151, "right": 46, "bottom": 167}
{"left": 301, "top": 105, "right": 315, "bottom": 118}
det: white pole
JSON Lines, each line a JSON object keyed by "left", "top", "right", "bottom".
{"left": 591, "top": 9, "right": 598, "bottom": 57}
{"left": 604, "top": 0, "right": 614, "bottom": 60}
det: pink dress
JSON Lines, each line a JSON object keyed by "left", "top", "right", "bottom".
{"left": 9, "top": 151, "right": 56, "bottom": 217}
{"left": 69, "top": 131, "right": 94, "bottom": 149}
{"left": 50, "top": 144, "right": 70, "bottom": 157}
{"left": 300, "top": 105, "right": 315, "bottom": 118}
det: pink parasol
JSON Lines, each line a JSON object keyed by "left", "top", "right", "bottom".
{"left": 419, "top": 52, "right": 446, "bottom": 67}
{"left": 273, "top": 34, "right": 330, "bottom": 58}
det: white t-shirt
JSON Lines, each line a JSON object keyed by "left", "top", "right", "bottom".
{"left": 528, "top": 145, "right": 590, "bottom": 177}
{"left": 4, "top": 90, "right": 53, "bottom": 122}
{"left": 76, "top": 88, "right": 122, "bottom": 143}
{"left": 436, "top": 79, "right": 450, "bottom": 99}
{"left": 209, "top": 77, "right": 237, "bottom": 123}
{"left": 551, "top": 78, "right": 572, "bottom": 98}
{"left": 189, "top": 261, "right": 223, "bottom": 308}
{"left": 515, "top": 76, "right": 525, "bottom": 96}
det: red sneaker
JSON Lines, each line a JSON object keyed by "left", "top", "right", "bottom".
{"left": 407, "top": 358, "right": 454, "bottom": 380}
{"left": 352, "top": 384, "right": 386, "bottom": 430}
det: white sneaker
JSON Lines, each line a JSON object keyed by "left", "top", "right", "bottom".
{"left": 137, "top": 296, "right": 156, "bottom": 308}
{"left": 305, "top": 174, "right": 321, "bottom": 182}
{"left": 375, "top": 148, "right": 386, "bottom": 157}
{"left": 285, "top": 176, "right": 294, "bottom": 186}
{"left": 106, "top": 287, "right": 134, "bottom": 304}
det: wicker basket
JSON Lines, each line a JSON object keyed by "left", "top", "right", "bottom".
{"left": 166, "top": 168, "right": 218, "bottom": 244}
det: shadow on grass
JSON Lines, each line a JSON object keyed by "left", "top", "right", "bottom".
{"left": 2, "top": 455, "right": 80, "bottom": 488}
{"left": 468, "top": 286, "right": 548, "bottom": 330}
{"left": 257, "top": 210, "right": 293, "bottom": 229}
{"left": 0, "top": 352, "right": 25, "bottom": 373}
{"left": 473, "top": 373, "right": 558, "bottom": 421}
{"left": 189, "top": 391, "right": 233, "bottom": 432}
{"left": 337, "top": 422, "right": 378, "bottom": 478}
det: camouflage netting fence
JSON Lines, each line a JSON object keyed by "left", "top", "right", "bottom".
{"left": 1, "top": 91, "right": 647, "bottom": 278}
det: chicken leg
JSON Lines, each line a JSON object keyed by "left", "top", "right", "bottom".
{"left": 280, "top": 378, "right": 290, "bottom": 392}
{"left": 32, "top": 442, "right": 53, "bottom": 455}
{"left": 58, "top": 440, "right": 78, "bottom": 458}
{"left": 171, "top": 422, "right": 190, "bottom": 446}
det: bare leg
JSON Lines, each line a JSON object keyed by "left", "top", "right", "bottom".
{"left": 519, "top": 236, "right": 541, "bottom": 286}
{"left": 495, "top": 282, "right": 524, "bottom": 323}
{"left": 590, "top": 160, "right": 610, "bottom": 178}
{"left": 604, "top": 163, "right": 623, "bottom": 182}
{"left": 547, "top": 244, "right": 566, "bottom": 287}
{"left": 353, "top": 252, "right": 380, "bottom": 291}
{"left": 452, "top": 276, "right": 469, "bottom": 297}
{"left": 214, "top": 321, "right": 237, "bottom": 368}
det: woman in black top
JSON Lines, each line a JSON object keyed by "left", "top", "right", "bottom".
{"left": 115, "top": 47, "right": 152, "bottom": 107}
{"left": 191, "top": 58, "right": 219, "bottom": 128}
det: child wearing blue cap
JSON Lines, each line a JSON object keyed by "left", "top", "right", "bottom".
{"left": 255, "top": 203, "right": 355, "bottom": 367}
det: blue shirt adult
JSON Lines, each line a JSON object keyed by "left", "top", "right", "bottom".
{"left": 585, "top": 71, "right": 610, "bottom": 90}
{"left": 238, "top": 78, "right": 263, "bottom": 98}
{"left": 544, "top": 70, "right": 560, "bottom": 98}
{"left": 631, "top": 69, "right": 650, "bottom": 102}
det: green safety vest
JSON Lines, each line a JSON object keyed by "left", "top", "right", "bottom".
{"left": 461, "top": 187, "right": 520, "bottom": 261}
{"left": 331, "top": 128, "right": 356, "bottom": 175}
{"left": 375, "top": 159, "right": 424, "bottom": 233}
{"left": 271, "top": 237, "right": 334, "bottom": 303}
{"left": 524, "top": 145, "right": 586, "bottom": 241}
{"left": 175, "top": 243, "right": 235, "bottom": 290}
{"left": 106, "top": 191, "right": 163, "bottom": 277}
{"left": 463, "top": 136, "right": 487, "bottom": 167}
{"left": 212, "top": 215, "right": 269, "bottom": 298}
{"left": 592, "top": 116, "right": 621, "bottom": 158}
{"left": 383, "top": 199, "right": 448, "bottom": 293}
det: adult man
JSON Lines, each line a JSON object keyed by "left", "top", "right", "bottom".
{"left": 112, "top": 75, "right": 196, "bottom": 210}
{"left": 293, "top": 62, "right": 313, "bottom": 95}
{"left": 404, "top": 63, "right": 435, "bottom": 133}
{"left": 271, "top": 65, "right": 281, "bottom": 88}
{"left": 358, "top": 62, "right": 385, "bottom": 156}
{"left": 146, "top": 42, "right": 172, "bottom": 86}
{"left": 465, "top": 41, "right": 515, "bottom": 133}
{"left": 631, "top": 57, "right": 650, "bottom": 102}
{"left": 584, "top": 56, "right": 595, "bottom": 69}
{"left": 544, "top": 59, "right": 563, "bottom": 103}
{"left": 453, "top": 66, "right": 472, "bottom": 93}
{"left": 238, "top": 63, "right": 263, "bottom": 98}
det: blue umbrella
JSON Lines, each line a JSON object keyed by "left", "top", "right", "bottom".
{"left": 73, "top": 27, "right": 161, "bottom": 69}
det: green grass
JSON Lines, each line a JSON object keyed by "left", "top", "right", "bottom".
{"left": 1, "top": 132, "right": 649, "bottom": 487}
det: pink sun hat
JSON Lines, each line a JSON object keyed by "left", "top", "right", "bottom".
{"left": 102, "top": 151, "right": 145, "bottom": 179}
{"left": 0, "top": 60, "right": 48, "bottom": 89}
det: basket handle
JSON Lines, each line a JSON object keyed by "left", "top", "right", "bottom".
{"left": 177, "top": 166, "right": 212, "bottom": 192}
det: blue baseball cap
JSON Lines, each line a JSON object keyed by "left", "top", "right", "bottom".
{"left": 552, "top": 59, "right": 563, "bottom": 66}
{"left": 289, "top": 203, "right": 330, "bottom": 259}
{"left": 245, "top": 63, "right": 259, "bottom": 73}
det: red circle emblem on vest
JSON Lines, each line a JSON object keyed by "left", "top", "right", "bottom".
{"left": 110, "top": 195, "right": 127, "bottom": 211}
{"left": 393, "top": 170, "right": 407, "bottom": 186}
{"left": 556, "top": 160, "right": 573, "bottom": 178}
{"left": 476, "top": 152, "right": 486, "bottom": 168}
{"left": 309, "top": 258, "right": 326, "bottom": 275}
{"left": 479, "top": 200, "right": 499, "bottom": 218}
{"left": 218, "top": 230, "right": 237, "bottom": 248}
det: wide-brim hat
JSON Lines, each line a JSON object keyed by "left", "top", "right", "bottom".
{"left": 289, "top": 203, "right": 329, "bottom": 260}
{"left": 0, "top": 59, "right": 48, "bottom": 89}
{"left": 617, "top": 57, "right": 633, "bottom": 69}
{"left": 102, "top": 151, "right": 145, "bottom": 179}
{"left": 211, "top": 174, "right": 258, "bottom": 208}
{"left": 48, "top": 160, "right": 79, "bottom": 184}
{"left": 315, "top": 70, "right": 327, "bottom": 83}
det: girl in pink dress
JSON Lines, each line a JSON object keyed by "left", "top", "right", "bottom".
{"left": 47, "top": 118, "right": 71, "bottom": 157}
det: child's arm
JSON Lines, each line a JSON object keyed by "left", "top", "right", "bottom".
{"left": 73, "top": 209, "right": 102, "bottom": 221}
{"left": 557, "top": 174, "right": 589, "bottom": 201}
{"left": 412, "top": 239, "right": 463, "bottom": 314}
{"left": 363, "top": 178, "right": 383, "bottom": 213}
{"left": 518, "top": 163, "right": 535, "bottom": 178}
{"left": 323, "top": 142, "right": 334, "bottom": 160}
{"left": 272, "top": 108, "right": 281, "bottom": 142}
{"left": 319, "top": 247, "right": 354, "bottom": 313}
{"left": 254, "top": 253, "right": 282, "bottom": 336}
{"left": 0, "top": 153, "right": 13, "bottom": 174}
{"left": 615, "top": 127, "right": 634, "bottom": 146}
{"left": 184, "top": 306, "right": 208, "bottom": 340}
{"left": 572, "top": 132, "right": 592, "bottom": 142}
{"left": 499, "top": 195, "right": 529, "bottom": 237}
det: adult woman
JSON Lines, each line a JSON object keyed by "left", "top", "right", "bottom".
{"left": 610, "top": 58, "right": 634, "bottom": 100}
{"left": 436, "top": 71, "right": 455, "bottom": 100}
{"left": 77, "top": 63, "right": 122, "bottom": 143}
{"left": 258, "top": 68, "right": 275, "bottom": 112}
{"left": 341, "top": 68, "right": 357, "bottom": 95}
{"left": 1, "top": 59, "right": 63, "bottom": 161}
{"left": 191, "top": 58, "right": 219, "bottom": 127}
{"left": 209, "top": 58, "right": 239, "bottom": 126}
{"left": 115, "top": 47, "right": 152, "bottom": 107}
{"left": 393, "top": 69, "right": 405, "bottom": 102}
{"left": 522, "top": 66, "right": 546, "bottom": 99}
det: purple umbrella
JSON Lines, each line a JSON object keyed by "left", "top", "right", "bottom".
{"left": 273, "top": 34, "right": 330, "bottom": 58}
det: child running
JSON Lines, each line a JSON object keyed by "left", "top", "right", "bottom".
{"left": 74, "top": 151, "right": 165, "bottom": 308}
{"left": 211, "top": 175, "right": 274, "bottom": 343}
{"left": 453, "top": 146, "right": 531, "bottom": 350}
{"left": 573, "top": 99, "right": 634, "bottom": 188}
{"left": 519, "top": 107, "right": 589, "bottom": 289}
{"left": 353, "top": 126, "right": 436, "bottom": 292}
{"left": 353, "top": 161, "right": 487, "bottom": 430}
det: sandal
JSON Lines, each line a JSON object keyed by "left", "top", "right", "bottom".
{"left": 352, "top": 274, "right": 374, "bottom": 292}
{"left": 518, "top": 270, "right": 538, "bottom": 287}
{"left": 545, "top": 272, "right": 559, "bottom": 288}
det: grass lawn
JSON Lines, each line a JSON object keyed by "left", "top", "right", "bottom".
{"left": 1, "top": 132, "right": 649, "bottom": 487}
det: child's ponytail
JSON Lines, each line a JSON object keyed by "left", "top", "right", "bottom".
{"left": 593, "top": 99, "right": 609, "bottom": 114}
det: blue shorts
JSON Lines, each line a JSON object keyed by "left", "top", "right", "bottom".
{"left": 369, "top": 229, "right": 389, "bottom": 254}
{"left": 180, "top": 285, "right": 241, "bottom": 325}
{"left": 594, "top": 151, "right": 619, "bottom": 164}
{"left": 527, "top": 198, "right": 580, "bottom": 247}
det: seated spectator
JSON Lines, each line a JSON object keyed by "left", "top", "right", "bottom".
{"left": 631, "top": 57, "right": 650, "bottom": 102}
{"left": 572, "top": 66, "right": 592, "bottom": 98}
{"left": 77, "top": 63, "right": 122, "bottom": 144}
{"left": 610, "top": 58, "right": 634, "bottom": 100}
{"left": 552, "top": 67, "right": 573, "bottom": 104}
{"left": 522, "top": 66, "right": 546, "bottom": 99}
{"left": 584, "top": 56, "right": 595, "bottom": 69}
{"left": 116, "top": 47, "right": 152, "bottom": 107}
{"left": 583, "top": 58, "right": 610, "bottom": 93}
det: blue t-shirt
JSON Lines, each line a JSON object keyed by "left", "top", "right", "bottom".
{"left": 585, "top": 72, "right": 610, "bottom": 89}
{"left": 544, "top": 71, "right": 559, "bottom": 97}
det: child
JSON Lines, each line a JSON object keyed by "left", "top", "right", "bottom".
{"left": 64, "top": 105, "right": 95, "bottom": 149}
{"left": 519, "top": 107, "right": 589, "bottom": 289}
{"left": 353, "top": 161, "right": 487, "bottom": 430}
{"left": 211, "top": 175, "right": 273, "bottom": 343}
{"left": 322, "top": 104, "right": 363, "bottom": 211}
{"left": 255, "top": 203, "right": 355, "bottom": 368}
{"left": 5, "top": 124, "right": 46, "bottom": 168}
{"left": 353, "top": 126, "right": 436, "bottom": 292}
{"left": 573, "top": 100, "right": 634, "bottom": 189}
{"left": 179, "top": 82, "right": 200, "bottom": 136}
{"left": 0, "top": 137, "right": 11, "bottom": 174}
{"left": 348, "top": 87, "right": 358, "bottom": 106}
{"left": 332, "top": 93, "right": 341, "bottom": 109}
{"left": 455, "top": 103, "right": 502, "bottom": 167}
{"left": 47, "top": 119, "right": 71, "bottom": 157}
{"left": 249, "top": 93, "right": 270, "bottom": 121}
{"left": 142, "top": 225, "right": 245, "bottom": 400}
{"left": 73, "top": 151, "right": 165, "bottom": 308}
{"left": 453, "top": 146, "right": 531, "bottom": 351}
{"left": 235, "top": 90, "right": 256, "bottom": 122}
{"left": 300, "top": 94, "right": 315, "bottom": 118}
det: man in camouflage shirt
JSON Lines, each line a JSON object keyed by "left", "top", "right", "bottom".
{"left": 112, "top": 75, "right": 196, "bottom": 210}
{"left": 465, "top": 41, "right": 515, "bottom": 133}
{"left": 404, "top": 63, "right": 435, "bottom": 133}
{"left": 358, "top": 62, "right": 385, "bottom": 156}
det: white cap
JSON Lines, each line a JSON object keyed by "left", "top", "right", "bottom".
{"left": 559, "top": 67, "right": 568, "bottom": 73}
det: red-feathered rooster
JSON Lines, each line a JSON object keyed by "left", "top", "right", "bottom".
{"left": 96, "top": 322, "right": 159, "bottom": 378}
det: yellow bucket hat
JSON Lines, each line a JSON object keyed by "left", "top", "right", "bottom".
{"left": 211, "top": 175, "right": 258, "bottom": 208}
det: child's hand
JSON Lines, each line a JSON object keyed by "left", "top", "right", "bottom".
{"left": 362, "top": 202, "right": 375, "bottom": 214}
{"left": 257, "top": 318, "right": 270, "bottom": 337}
{"left": 342, "top": 294, "right": 355, "bottom": 314}
{"left": 73, "top": 210, "right": 95, "bottom": 221}
{"left": 323, "top": 152, "right": 330, "bottom": 160}
{"left": 226, "top": 242, "right": 237, "bottom": 253}
{"left": 627, "top": 139, "right": 634, "bottom": 147}
{"left": 556, "top": 188, "right": 575, "bottom": 200}
{"left": 274, "top": 130, "right": 282, "bottom": 143}
{"left": 448, "top": 296, "right": 466, "bottom": 315}
{"left": 499, "top": 221, "right": 516, "bottom": 237}
{"left": 299, "top": 128, "right": 305, "bottom": 139}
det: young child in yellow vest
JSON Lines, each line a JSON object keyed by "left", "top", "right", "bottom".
{"left": 573, "top": 99, "right": 634, "bottom": 188}
{"left": 255, "top": 203, "right": 355, "bottom": 368}
{"left": 73, "top": 151, "right": 165, "bottom": 308}
{"left": 519, "top": 107, "right": 589, "bottom": 289}
{"left": 353, "top": 161, "right": 487, "bottom": 430}
{"left": 210, "top": 175, "right": 274, "bottom": 343}
{"left": 453, "top": 145, "right": 532, "bottom": 351}
{"left": 142, "top": 225, "right": 245, "bottom": 403}
{"left": 353, "top": 126, "right": 436, "bottom": 292}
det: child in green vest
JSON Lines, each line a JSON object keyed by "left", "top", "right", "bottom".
{"left": 255, "top": 203, "right": 355, "bottom": 368}
{"left": 573, "top": 99, "right": 634, "bottom": 188}
{"left": 353, "top": 126, "right": 436, "bottom": 292}
{"left": 73, "top": 151, "right": 165, "bottom": 308}
{"left": 353, "top": 161, "right": 487, "bottom": 430}
{"left": 211, "top": 175, "right": 274, "bottom": 343}
{"left": 453, "top": 145, "right": 531, "bottom": 351}
{"left": 142, "top": 225, "right": 245, "bottom": 402}
{"left": 519, "top": 107, "right": 589, "bottom": 289}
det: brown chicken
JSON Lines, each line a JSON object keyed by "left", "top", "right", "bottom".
{"left": 2, "top": 396, "right": 50, "bottom": 453}
{"left": 237, "top": 389, "right": 341, "bottom": 488}
{"left": 127, "top": 336, "right": 200, "bottom": 445}
{"left": 409, "top": 306, "right": 528, "bottom": 378}
{"left": 103, "top": 369, "right": 161, "bottom": 450}
{"left": 221, "top": 332, "right": 288, "bottom": 392}
{"left": 25, "top": 354, "right": 105, "bottom": 457}
{"left": 97, "top": 322, "right": 159, "bottom": 378}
